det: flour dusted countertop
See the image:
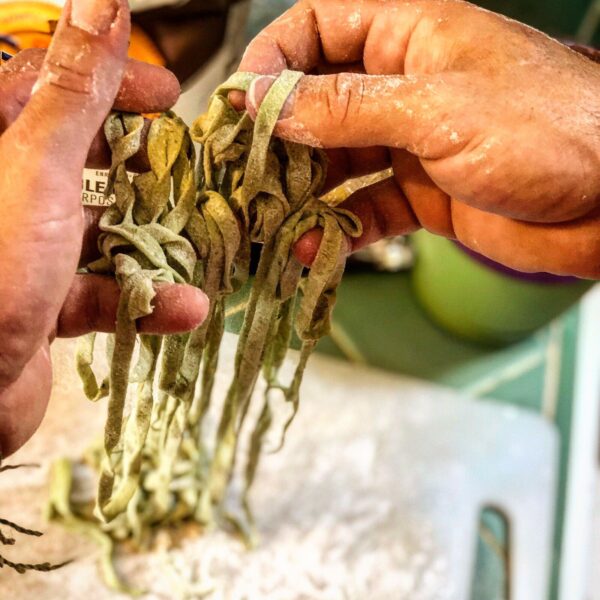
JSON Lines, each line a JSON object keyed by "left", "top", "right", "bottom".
{"left": 0, "top": 334, "right": 557, "bottom": 600}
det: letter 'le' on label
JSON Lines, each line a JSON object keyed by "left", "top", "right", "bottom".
{"left": 81, "top": 169, "right": 115, "bottom": 207}
{"left": 81, "top": 169, "right": 136, "bottom": 207}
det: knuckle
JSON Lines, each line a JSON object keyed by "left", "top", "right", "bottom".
{"left": 8, "top": 48, "right": 45, "bottom": 73}
{"left": 326, "top": 73, "right": 365, "bottom": 126}
{"left": 42, "top": 59, "right": 95, "bottom": 99}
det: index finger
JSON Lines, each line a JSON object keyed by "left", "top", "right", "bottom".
{"left": 239, "top": 0, "right": 386, "bottom": 75}
{"left": 239, "top": 2, "right": 318, "bottom": 76}
{"left": 2, "top": 48, "right": 180, "bottom": 115}
{"left": 229, "top": 1, "right": 318, "bottom": 109}
{"left": 234, "top": 0, "right": 430, "bottom": 112}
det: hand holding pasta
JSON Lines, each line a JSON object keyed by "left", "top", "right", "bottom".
{"left": 43, "top": 71, "right": 361, "bottom": 593}
{"left": 0, "top": 0, "right": 208, "bottom": 458}
{"left": 238, "top": 0, "right": 600, "bottom": 279}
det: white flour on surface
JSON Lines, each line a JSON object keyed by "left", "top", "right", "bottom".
{"left": 0, "top": 335, "right": 466, "bottom": 600}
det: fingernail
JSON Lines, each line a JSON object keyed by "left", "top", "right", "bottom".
{"left": 247, "top": 75, "right": 295, "bottom": 121}
{"left": 70, "top": 0, "right": 119, "bottom": 35}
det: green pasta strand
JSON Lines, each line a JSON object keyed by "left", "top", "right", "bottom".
{"left": 0, "top": 459, "right": 70, "bottom": 577}
{"left": 49, "top": 70, "right": 362, "bottom": 592}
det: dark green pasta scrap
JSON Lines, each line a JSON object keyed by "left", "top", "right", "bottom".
{"left": 49, "top": 69, "right": 362, "bottom": 591}
{"left": 0, "top": 459, "right": 71, "bottom": 575}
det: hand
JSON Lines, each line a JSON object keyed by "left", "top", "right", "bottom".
{"left": 237, "top": 0, "right": 600, "bottom": 279}
{"left": 0, "top": 0, "right": 209, "bottom": 457}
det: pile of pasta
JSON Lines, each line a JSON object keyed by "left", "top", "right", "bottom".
{"left": 47, "top": 71, "right": 361, "bottom": 592}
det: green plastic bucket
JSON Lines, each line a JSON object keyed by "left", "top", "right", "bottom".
{"left": 411, "top": 231, "right": 594, "bottom": 346}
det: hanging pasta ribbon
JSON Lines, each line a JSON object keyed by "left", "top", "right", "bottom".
{"left": 48, "top": 70, "right": 362, "bottom": 591}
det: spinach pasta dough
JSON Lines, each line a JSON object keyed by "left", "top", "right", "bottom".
{"left": 49, "top": 71, "right": 362, "bottom": 590}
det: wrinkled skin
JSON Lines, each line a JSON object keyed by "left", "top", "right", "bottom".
{"left": 236, "top": 0, "right": 600, "bottom": 279}
{"left": 3, "top": 0, "right": 600, "bottom": 457}
{"left": 0, "top": 0, "right": 209, "bottom": 457}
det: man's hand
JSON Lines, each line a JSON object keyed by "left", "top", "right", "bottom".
{"left": 237, "top": 0, "right": 600, "bottom": 279}
{"left": 0, "top": 0, "right": 208, "bottom": 457}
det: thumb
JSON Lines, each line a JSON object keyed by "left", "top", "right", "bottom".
{"left": 0, "top": 0, "right": 130, "bottom": 387}
{"left": 246, "top": 72, "right": 465, "bottom": 157}
{"left": 8, "top": 0, "right": 130, "bottom": 172}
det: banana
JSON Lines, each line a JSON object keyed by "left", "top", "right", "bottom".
{"left": 0, "top": 1, "right": 165, "bottom": 65}
{"left": 0, "top": 1, "right": 60, "bottom": 33}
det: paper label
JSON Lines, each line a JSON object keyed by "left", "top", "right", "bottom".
{"left": 81, "top": 168, "right": 114, "bottom": 207}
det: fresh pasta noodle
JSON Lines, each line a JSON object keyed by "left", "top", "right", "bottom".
{"left": 48, "top": 70, "right": 362, "bottom": 592}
